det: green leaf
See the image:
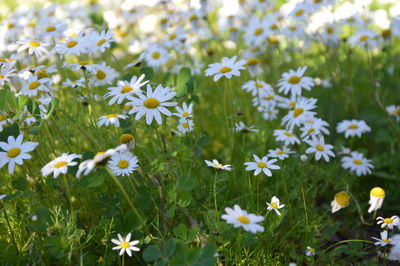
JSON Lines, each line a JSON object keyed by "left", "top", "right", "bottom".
{"left": 173, "top": 224, "right": 187, "bottom": 241}
{"left": 0, "top": 123, "right": 19, "bottom": 142}
{"left": 162, "top": 72, "right": 174, "bottom": 87}
{"left": 79, "top": 171, "right": 106, "bottom": 188}
{"left": 0, "top": 90, "right": 8, "bottom": 111}
{"left": 143, "top": 245, "right": 161, "bottom": 262}
{"left": 12, "top": 177, "right": 28, "bottom": 191}
{"left": 140, "top": 67, "right": 154, "bottom": 81}
{"left": 176, "top": 67, "right": 191, "bottom": 98}
{"left": 18, "top": 95, "right": 29, "bottom": 111}
{"left": 177, "top": 175, "right": 195, "bottom": 191}
{"left": 45, "top": 98, "right": 59, "bottom": 119}
{"left": 162, "top": 238, "right": 177, "bottom": 258}
{"left": 27, "top": 98, "right": 40, "bottom": 115}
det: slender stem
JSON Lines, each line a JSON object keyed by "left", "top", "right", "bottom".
{"left": 62, "top": 174, "right": 73, "bottom": 212}
{"left": 213, "top": 171, "right": 218, "bottom": 224}
{"left": 3, "top": 209, "right": 20, "bottom": 255}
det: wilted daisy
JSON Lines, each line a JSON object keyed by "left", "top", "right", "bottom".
{"left": 177, "top": 118, "right": 194, "bottom": 134}
{"left": 17, "top": 39, "right": 49, "bottom": 57}
{"left": 174, "top": 102, "right": 193, "bottom": 119}
{"left": 126, "top": 84, "right": 177, "bottom": 125}
{"left": 0, "top": 134, "right": 38, "bottom": 174}
{"left": 377, "top": 216, "right": 400, "bottom": 230}
{"left": 305, "top": 136, "right": 335, "bottom": 162}
{"left": 341, "top": 151, "right": 374, "bottom": 176}
{"left": 306, "top": 246, "right": 316, "bottom": 256}
{"left": 235, "top": 121, "right": 258, "bottom": 133}
{"left": 111, "top": 233, "right": 140, "bottom": 256}
{"left": 76, "top": 144, "right": 128, "bottom": 178}
{"left": 41, "top": 153, "right": 82, "bottom": 178}
{"left": 205, "top": 56, "right": 246, "bottom": 82}
{"left": 386, "top": 105, "right": 400, "bottom": 122}
{"left": 119, "top": 133, "right": 135, "bottom": 150}
{"left": 221, "top": 205, "right": 264, "bottom": 233}
{"left": 368, "top": 187, "right": 385, "bottom": 213}
{"left": 104, "top": 74, "right": 149, "bottom": 105}
{"left": 266, "top": 196, "right": 285, "bottom": 216}
{"left": 205, "top": 159, "right": 231, "bottom": 171}
{"left": 108, "top": 151, "right": 138, "bottom": 177}
{"left": 244, "top": 155, "right": 280, "bottom": 177}
{"left": 331, "top": 191, "right": 350, "bottom": 213}
{"left": 277, "top": 67, "right": 314, "bottom": 97}
{"left": 336, "top": 120, "right": 371, "bottom": 138}
{"left": 273, "top": 129, "right": 301, "bottom": 146}
{"left": 372, "top": 231, "right": 393, "bottom": 247}
{"left": 97, "top": 114, "right": 128, "bottom": 128}
{"left": 268, "top": 147, "right": 294, "bottom": 160}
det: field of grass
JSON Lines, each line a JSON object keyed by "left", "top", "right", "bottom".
{"left": 0, "top": 0, "right": 400, "bottom": 265}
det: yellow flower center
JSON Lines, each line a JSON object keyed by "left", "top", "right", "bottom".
{"left": 0, "top": 114, "right": 5, "bottom": 121}
{"left": 382, "top": 29, "right": 391, "bottom": 38}
{"left": 182, "top": 112, "right": 189, "bottom": 117}
{"left": 289, "top": 25, "right": 297, "bottom": 31}
{"left": 359, "top": 35, "right": 369, "bottom": 42}
{"left": 169, "top": 34, "right": 177, "bottom": 40}
{"left": 0, "top": 75, "right": 4, "bottom": 79}
{"left": 270, "top": 24, "right": 278, "bottom": 30}
{"left": 348, "top": 124, "right": 358, "bottom": 129}
{"left": 254, "top": 28, "right": 264, "bottom": 36}
{"left": 189, "top": 14, "right": 198, "bottom": 21}
{"left": 353, "top": 159, "right": 362, "bottom": 165}
{"left": 293, "top": 108, "right": 304, "bottom": 117}
{"left": 288, "top": 75, "right": 301, "bottom": 84}
{"left": 29, "top": 41, "right": 40, "bottom": 47}
{"left": 120, "top": 134, "right": 134, "bottom": 144}
{"left": 382, "top": 240, "right": 392, "bottom": 244}
{"left": 247, "top": 58, "right": 259, "bottom": 65}
{"left": 255, "top": 82, "right": 264, "bottom": 88}
{"left": 182, "top": 123, "right": 189, "bottom": 128}
{"left": 7, "top": 23, "right": 14, "bottom": 29}
{"left": 283, "top": 132, "right": 293, "bottom": 137}
{"left": 335, "top": 191, "right": 350, "bottom": 206}
{"left": 326, "top": 27, "right": 334, "bottom": 34}
{"left": 46, "top": 26, "right": 56, "bottom": 32}
{"left": 97, "top": 39, "right": 106, "bottom": 46}
{"left": 118, "top": 160, "right": 129, "bottom": 169}
{"left": 263, "top": 95, "right": 274, "bottom": 100}
{"left": 8, "top": 148, "right": 21, "bottom": 158}
{"left": 29, "top": 81, "right": 41, "bottom": 90}
{"left": 237, "top": 216, "right": 250, "bottom": 224}
{"left": 395, "top": 108, "right": 400, "bottom": 116}
{"left": 66, "top": 40, "right": 78, "bottom": 48}
{"left": 370, "top": 187, "right": 385, "bottom": 198}
{"left": 308, "top": 248, "right": 315, "bottom": 253}
{"left": 120, "top": 86, "right": 132, "bottom": 93}
{"left": 276, "top": 151, "right": 285, "bottom": 155}
{"left": 96, "top": 70, "right": 106, "bottom": 80}
{"left": 384, "top": 218, "right": 394, "bottom": 224}
{"left": 37, "top": 69, "right": 49, "bottom": 79}
{"left": 106, "top": 114, "right": 118, "bottom": 119}
{"left": 316, "top": 144, "right": 324, "bottom": 151}
{"left": 271, "top": 202, "right": 278, "bottom": 209}
{"left": 219, "top": 66, "right": 232, "bottom": 73}
{"left": 120, "top": 242, "right": 130, "bottom": 249}
{"left": 152, "top": 52, "right": 160, "bottom": 59}
{"left": 307, "top": 128, "right": 315, "bottom": 134}
{"left": 295, "top": 9, "right": 304, "bottom": 16}
{"left": 144, "top": 98, "right": 160, "bottom": 109}
{"left": 54, "top": 161, "right": 68, "bottom": 168}
{"left": 214, "top": 163, "right": 223, "bottom": 168}
{"left": 257, "top": 162, "right": 267, "bottom": 168}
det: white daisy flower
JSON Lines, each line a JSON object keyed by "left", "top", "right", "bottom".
{"left": 281, "top": 97, "right": 317, "bottom": 130}
{"left": 306, "top": 246, "right": 316, "bottom": 256}
{"left": 243, "top": 15, "right": 270, "bottom": 46}
{"left": 244, "top": 155, "right": 280, "bottom": 177}
{"left": 234, "top": 121, "right": 259, "bottom": 133}
{"left": 89, "top": 63, "right": 119, "bottom": 86}
{"left": 242, "top": 80, "right": 273, "bottom": 97}
{"left": 0, "top": 66, "right": 16, "bottom": 86}
{"left": 141, "top": 44, "right": 169, "bottom": 68}
{"left": 20, "top": 75, "right": 51, "bottom": 97}
{"left": 177, "top": 118, "right": 194, "bottom": 134}
{"left": 341, "top": 151, "right": 374, "bottom": 176}
{"left": 76, "top": 144, "right": 128, "bottom": 178}
{"left": 41, "top": 153, "right": 82, "bottom": 178}
{"left": 377, "top": 216, "right": 400, "bottom": 230}
{"left": 0, "top": 134, "right": 39, "bottom": 174}
{"left": 38, "top": 18, "right": 67, "bottom": 38}
{"left": 268, "top": 147, "right": 294, "bottom": 160}
{"left": 205, "top": 159, "right": 231, "bottom": 171}
{"left": 17, "top": 39, "right": 49, "bottom": 57}
{"left": 173, "top": 102, "right": 193, "bottom": 119}
{"left": 221, "top": 204, "right": 264, "bottom": 233}
{"left": 368, "top": 187, "right": 385, "bottom": 213}
{"left": 104, "top": 74, "right": 149, "bottom": 105}
{"left": 266, "top": 196, "right": 285, "bottom": 216}
{"left": 277, "top": 66, "right": 314, "bottom": 97}
{"left": 273, "top": 129, "right": 301, "bottom": 146}
{"left": 55, "top": 33, "right": 88, "bottom": 57}
{"left": 348, "top": 29, "right": 379, "bottom": 50}
{"left": 300, "top": 117, "right": 330, "bottom": 140}
{"left": 205, "top": 56, "right": 246, "bottom": 82}
{"left": 88, "top": 30, "right": 114, "bottom": 54}
{"left": 126, "top": 84, "right": 177, "bottom": 125}
{"left": 336, "top": 120, "right": 371, "bottom": 138}
{"left": 372, "top": 231, "right": 393, "bottom": 247}
{"left": 111, "top": 233, "right": 140, "bottom": 257}
{"left": 305, "top": 136, "right": 335, "bottom": 162}
{"left": 330, "top": 191, "right": 350, "bottom": 213}
{"left": 108, "top": 151, "right": 138, "bottom": 177}
{"left": 386, "top": 105, "right": 400, "bottom": 122}
{"left": 97, "top": 114, "right": 128, "bottom": 128}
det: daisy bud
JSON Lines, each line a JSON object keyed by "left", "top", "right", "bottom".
{"left": 331, "top": 191, "right": 350, "bottom": 213}
{"left": 300, "top": 155, "right": 308, "bottom": 161}
{"left": 368, "top": 187, "right": 385, "bottom": 213}
{"left": 246, "top": 58, "right": 260, "bottom": 77}
{"left": 119, "top": 133, "right": 135, "bottom": 149}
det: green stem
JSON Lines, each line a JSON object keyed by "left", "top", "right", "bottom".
{"left": 3, "top": 209, "right": 20, "bottom": 255}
